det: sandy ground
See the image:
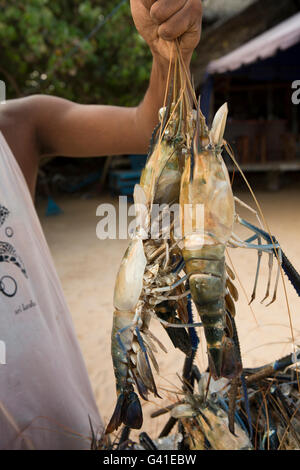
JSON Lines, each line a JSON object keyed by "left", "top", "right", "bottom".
{"left": 37, "top": 187, "right": 300, "bottom": 440}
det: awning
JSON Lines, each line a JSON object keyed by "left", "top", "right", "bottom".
{"left": 207, "top": 12, "right": 300, "bottom": 74}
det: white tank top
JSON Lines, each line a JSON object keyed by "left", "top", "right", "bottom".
{"left": 0, "top": 131, "right": 102, "bottom": 449}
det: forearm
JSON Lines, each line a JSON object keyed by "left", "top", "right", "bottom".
{"left": 34, "top": 53, "right": 190, "bottom": 158}
{"left": 134, "top": 54, "right": 172, "bottom": 153}
{"left": 31, "top": 0, "right": 201, "bottom": 158}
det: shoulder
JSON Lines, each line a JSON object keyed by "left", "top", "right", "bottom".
{"left": 0, "top": 96, "right": 37, "bottom": 139}
{"left": 0, "top": 96, "right": 41, "bottom": 150}
{"left": 0, "top": 96, "right": 44, "bottom": 195}
{"left": 0, "top": 94, "right": 72, "bottom": 130}
{"left": 0, "top": 94, "right": 74, "bottom": 153}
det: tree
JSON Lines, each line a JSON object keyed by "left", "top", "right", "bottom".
{"left": 0, "top": 0, "right": 152, "bottom": 106}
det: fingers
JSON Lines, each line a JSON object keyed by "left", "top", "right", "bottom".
{"left": 140, "top": 0, "right": 156, "bottom": 10}
{"left": 150, "top": 0, "right": 187, "bottom": 24}
{"left": 158, "top": 4, "right": 193, "bottom": 42}
{"left": 133, "top": 0, "right": 202, "bottom": 61}
{"left": 160, "top": 2, "right": 202, "bottom": 43}
{"left": 149, "top": 0, "right": 202, "bottom": 42}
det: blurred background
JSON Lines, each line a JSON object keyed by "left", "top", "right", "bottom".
{"left": 1, "top": 0, "right": 300, "bottom": 438}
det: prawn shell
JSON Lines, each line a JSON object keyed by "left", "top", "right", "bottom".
{"left": 171, "top": 403, "right": 194, "bottom": 419}
{"left": 196, "top": 406, "right": 252, "bottom": 450}
{"left": 113, "top": 238, "right": 146, "bottom": 311}
{"left": 226, "top": 277, "right": 239, "bottom": 302}
{"left": 226, "top": 264, "right": 235, "bottom": 280}
{"left": 210, "top": 103, "right": 228, "bottom": 147}
{"left": 225, "top": 292, "right": 236, "bottom": 318}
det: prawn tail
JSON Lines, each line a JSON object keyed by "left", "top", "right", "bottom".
{"left": 105, "top": 389, "right": 143, "bottom": 434}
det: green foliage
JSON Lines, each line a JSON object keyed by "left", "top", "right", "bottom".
{"left": 0, "top": 0, "right": 152, "bottom": 106}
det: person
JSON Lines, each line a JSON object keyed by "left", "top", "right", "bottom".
{"left": 0, "top": 0, "right": 202, "bottom": 449}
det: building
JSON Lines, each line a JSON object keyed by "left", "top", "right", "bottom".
{"left": 193, "top": 0, "right": 300, "bottom": 186}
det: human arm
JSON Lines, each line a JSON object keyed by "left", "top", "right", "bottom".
{"left": 0, "top": 0, "right": 202, "bottom": 196}
{"left": 32, "top": 0, "right": 201, "bottom": 157}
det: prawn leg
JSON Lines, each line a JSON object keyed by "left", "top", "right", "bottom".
{"left": 234, "top": 217, "right": 287, "bottom": 304}
{"left": 155, "top": 300, "right": 193, "bottom": 356}
{"left": 249, "top": 235, "right": 262, "bottom": 304}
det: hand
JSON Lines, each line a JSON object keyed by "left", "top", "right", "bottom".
{"left": 130, "top": 0, "right": 202, "bottom": 64}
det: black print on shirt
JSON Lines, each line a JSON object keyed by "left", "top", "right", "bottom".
{"left": 0, "top": 275, "right": 17, "bottom": 297}
{"left": 0, "top": 241, "right": 28, "bottom": 278}
{"left": 5, "top": 227, "right": 13, "bottom": 238}
{"left": 0, "top": 204, "right": 28, "bottom": 298}
{"left": 15, "top": 300, "right": 37, "bottom": 314}
{"left": 0, "top": 205, "right": 9, "bottom": 227}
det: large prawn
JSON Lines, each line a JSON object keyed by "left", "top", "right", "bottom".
{"left": 180, "top": 101, "right": 241, "bottom": 380}
{"left": 106, "top": 54, "right": 197, "bottom": 434}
